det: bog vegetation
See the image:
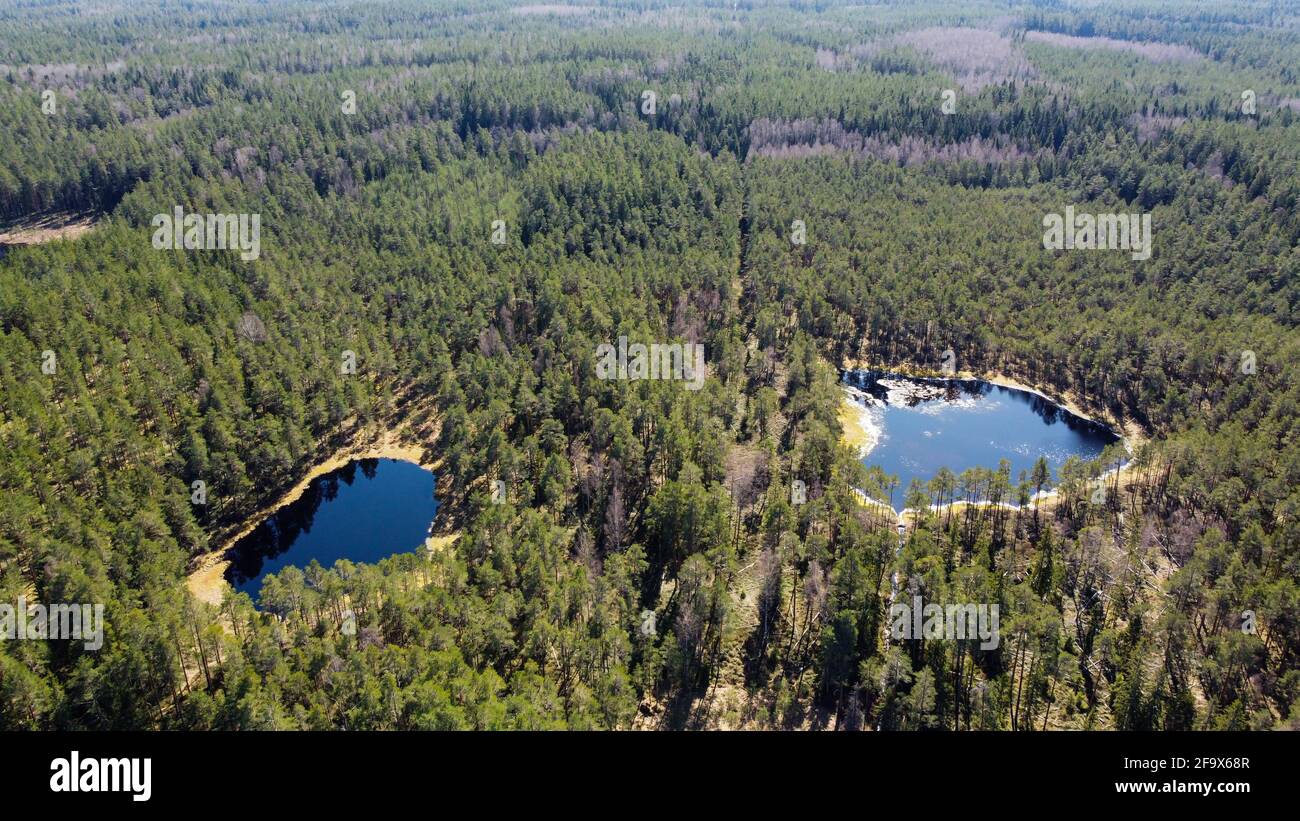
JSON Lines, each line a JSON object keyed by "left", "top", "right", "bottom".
{"left": 1, "top": 0, "right": 1298, "bottom": 730}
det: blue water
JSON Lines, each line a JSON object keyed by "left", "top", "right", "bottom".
{"left": 227, "top": 458, "right": 439, "bottom": 600}
{"left": 844, "top": 372, "right": 1120, "bottom": 504}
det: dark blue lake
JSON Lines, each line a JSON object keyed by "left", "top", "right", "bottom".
{"left": 843, "top": 372, "right": 1120, "bottom": 505}
{"left": 227, "top": 458, "right": 439, "bottom": 600}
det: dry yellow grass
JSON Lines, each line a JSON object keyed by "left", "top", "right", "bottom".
{"left": 0, "top": 212, "right": 98, "bottom": 245}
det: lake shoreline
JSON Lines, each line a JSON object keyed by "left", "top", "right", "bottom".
{"left": 837, "top": 387, "right": 879, "bottom": 457}
{"left": 186, "top": 423, "right": 438, "bottom": 607}
{"left": 838, "top": 365, "right": 1140, "bottom": 518}
{"left": 956, "top": 370, "right": 1146, "bottom": 447}
{"left": 839, "top": 359, "right": 1147, "bottom": 447}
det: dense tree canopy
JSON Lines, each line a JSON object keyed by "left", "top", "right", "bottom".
{"left": 1, "top": 0, "right": 1297, "bottom": 730}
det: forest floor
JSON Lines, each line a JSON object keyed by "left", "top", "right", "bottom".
{"left": 0, "top": 210, "right": 98, "bottom": 245}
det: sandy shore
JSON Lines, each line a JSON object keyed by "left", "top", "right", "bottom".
{"left": 186, "top": 425, "right": 437, "bottom": 607}
{"left": 837, "top": 390, "right": 880, "bottom": 457}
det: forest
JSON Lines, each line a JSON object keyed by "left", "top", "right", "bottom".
{"left": 0, "top": 0, "right": 1298, "bottom": 730}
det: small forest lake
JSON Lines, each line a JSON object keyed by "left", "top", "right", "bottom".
{"left": 226, "top": 458, "right": 440, "bottom": 600}
{"left": 842, "top": 372, "right": 1122, "bottom": 508}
